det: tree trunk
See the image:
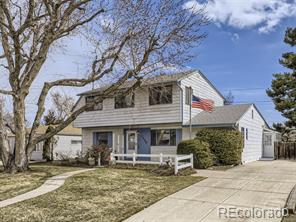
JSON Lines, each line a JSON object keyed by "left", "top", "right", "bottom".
{"left": 42, "top": 126, "right": 54, "bottom": 162}
{"left": 0, "top": 101, "right": 15, "bottom": 173}
{"left": 12, "top": 97, "right": 29, "bottom": 171}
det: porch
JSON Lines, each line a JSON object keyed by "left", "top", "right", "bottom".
{"left": 87, "top": 125, "right": 183, "bottom": 156}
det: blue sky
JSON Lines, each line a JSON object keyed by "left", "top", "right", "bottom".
{"left": 185, "top": 0, "right": 296, "bottom": 126}
{"left": 2, "top": 0, "right": 294, "bottom": 126}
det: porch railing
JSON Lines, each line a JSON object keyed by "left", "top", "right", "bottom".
{"left": 110, "top": 153, "right": 193, "bottom": 175}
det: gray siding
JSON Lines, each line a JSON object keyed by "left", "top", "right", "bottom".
{"left": 74, "top": 84, "right": 182, "bottom": 128}
{"left": 181, "top": 72, "right": 225, "bottom": 124}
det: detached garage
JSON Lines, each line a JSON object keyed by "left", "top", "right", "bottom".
{"left": 183, "top": 104, "right": 278, "bottom": 163}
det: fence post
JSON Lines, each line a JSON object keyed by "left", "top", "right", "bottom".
{"left": 110, "top": 152, "right": 115, "bottom": 164}
{"left": 190, "top": 154, "right": 194, "bottom": 168}
{"left": 159, "top": 153, "right": 163, "bottom": 166}
{"left": 174, "top": 156, "right": 178, "bottom": 175}
{"left": 132, "top": 152, "right": 136, "bottom": 166}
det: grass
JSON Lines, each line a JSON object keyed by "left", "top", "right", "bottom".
{"left": 0, "top": 168, "right": 203, "bottom": 222}
{"left": 0, "top": 163, "right": 85, "bottom": 201}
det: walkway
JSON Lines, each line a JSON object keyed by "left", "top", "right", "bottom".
{"left": 0, "top": 168, "right": 94, "bottom": 208}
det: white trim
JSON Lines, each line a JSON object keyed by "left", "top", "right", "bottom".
{"left": 126, "top": 130, "right": 138, "bottom": 154}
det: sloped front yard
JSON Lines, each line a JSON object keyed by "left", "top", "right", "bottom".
{"left": 0, "top": 167, "right": 203, "bottom": 222}
{"left": 0, "top": 163, "right": 85, "bottom": 201}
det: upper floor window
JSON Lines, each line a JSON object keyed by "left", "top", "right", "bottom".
{"left": 85, "top": 96, "right": 103, "bottom": 111}
{"left": 151, "top": 129, "right": 176, "bottom": 146}
{"left": 115, "top": 92, "right": 135, "bottom": 109}
{"left": 251, "top": 110, "right": 254, "bottom": 119}
{"left": 149, "top": 85, "right": 173, "bottom": 105}
{"left": 185, "top": 87, "right": 191, "bottom": 105}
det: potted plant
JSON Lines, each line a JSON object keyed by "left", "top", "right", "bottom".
{"left": 87, "top": 148, "right": 96, "bottom": 166}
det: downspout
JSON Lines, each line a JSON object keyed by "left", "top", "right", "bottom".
{"left": 176, "top": 81, "right": 183, "bottom": 126}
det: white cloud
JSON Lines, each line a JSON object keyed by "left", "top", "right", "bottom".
{"left": 185, "top": 0, "right": 296, "bottom": 33}
{"left": 231, "top": 33, "right": 240, "bottom": 42}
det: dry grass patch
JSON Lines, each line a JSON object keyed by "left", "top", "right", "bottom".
{"left": 0, "top": 168, "right": 203, "bottom": 222}
{"left": 0, "top": 163, "right": 85, "bottom": 201}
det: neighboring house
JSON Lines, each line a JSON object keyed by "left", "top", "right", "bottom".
{"left": 73, "top": 70, "right": 279, "bottom": 163}
{"left": 8, "top": 125, "right": 82, "bottom": 161}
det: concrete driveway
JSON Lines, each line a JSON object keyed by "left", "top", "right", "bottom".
{"left": 125, "top": 160, "right": 296, "bottom": 222}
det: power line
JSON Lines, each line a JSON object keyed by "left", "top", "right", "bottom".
{"left": 221, "top": 87, "right": 267, "bottom": 91}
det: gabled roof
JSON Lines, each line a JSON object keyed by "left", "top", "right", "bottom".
{"left": 8, "top": 125, "right": 82, "bottom": 137}
{"left": 79, "top": 70, "right": 194, "bottom": 96}
{"left": 185, "top": 104, "right": 253, "bottom": 127}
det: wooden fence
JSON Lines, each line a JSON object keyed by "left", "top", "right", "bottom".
{"left": 110, "top": 153, "right": 194, "bottom": 175}
{"left": 274, "top": 142, "right": 296, "bottom": 160}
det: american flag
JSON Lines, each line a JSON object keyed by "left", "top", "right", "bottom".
{"left": 192, "top": 95, "right": 214, "bottom": 112}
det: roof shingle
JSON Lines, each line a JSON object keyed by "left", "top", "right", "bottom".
{"left": 186, "top": 104, "right": 252, "bottom": 127}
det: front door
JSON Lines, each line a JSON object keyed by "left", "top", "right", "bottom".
{"left": 126, "top": 131, "right": 138, "bottom": 154}
{"left": 263, "top": 133, "right": 273, "bottom": 158}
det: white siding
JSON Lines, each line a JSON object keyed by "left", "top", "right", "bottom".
{"left": 29, "top": 135, "right": 82, "bottom": 160}
{"left": 74, "top": 84, "right": 182, "bottom": 128}
{"left": 180, "top": 72, "right": 224, "bottom": 124}
{"left": 238, "top": 105, "right": 266, "bottom": 163}
{"left": 54, "top": 135, "right": 82, "bottom": 159}
{"left": 182, "top": 127, "right": 199, "bottom": 140}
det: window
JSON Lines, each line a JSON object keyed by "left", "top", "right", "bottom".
{"left": 252, "top": 110, "right": 254, "bottom": 119}
{"left": 151, "top": 129, "right": 176, "bottom": 146}
{"left": 71, "top": 140, "right": 82, "bottom": 145}
{"left": 185, "top": 87, "right": 191, "bottom": 105}
{"left": 246, "top": 128, "right": 249, "bottom": 140}
{"left": 115, "top": 92, "right": 134, "bottom": 109}
{"left": 241, "top": 127, "right": 245, "bottom": 140}
{"left": 149, "top": 85, "right": 173, "bottom": 105}
{"left": 85, "top": 96, "right": 103, "bottom": 111}
{"left": 94, "top": 132, "right": 111, "bottom": 146}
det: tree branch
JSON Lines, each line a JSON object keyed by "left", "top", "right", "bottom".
{"left": 0, "top": 89, "right": 15, "bottom": 96}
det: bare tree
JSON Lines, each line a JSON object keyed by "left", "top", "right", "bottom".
{"left": 0, "top": 0, "right": 208, "bottom": 172}
{"left": 42, "top": 92, "right": 75, "bottom": 161}
{"left": 224, "top": 91, "right": 234, "bottom": 105}
{"left": 44, "top": 92, "right": 75, "bottom": 125}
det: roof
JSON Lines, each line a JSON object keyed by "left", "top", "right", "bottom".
{"left": 35, "top": 125, "right": 82, "bottom": 136}
{"left": 78, "top": 70, "right": 195, "bottom": 96}
{"left": 186, "top": 104, "right": 253, "bottom": 127}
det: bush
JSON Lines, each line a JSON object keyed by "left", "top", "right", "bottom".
{"left": 177, "top": 139, "right": 213, "bottom": 169}
{"left": 196, "top": 129, "right": 243, "bottom": 165}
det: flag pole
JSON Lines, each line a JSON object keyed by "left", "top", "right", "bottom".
{"left": 189, "top": 87, "right": 192, "bottom": 140}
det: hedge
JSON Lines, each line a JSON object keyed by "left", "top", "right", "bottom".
{"left": 177, "top": 139, "right": 213, "bottom": 169}
{"left": 195, "top": 128, "right": 243, "bottom": 165}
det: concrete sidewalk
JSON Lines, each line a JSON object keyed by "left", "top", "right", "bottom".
{"left": 0, "top": 168, "right": 94, "bottom": 208}
{"left": 125, "top": 160, "right": 296, "bottom": 222}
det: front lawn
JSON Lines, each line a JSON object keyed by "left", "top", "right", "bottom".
{"left": 0, "top": 168, "right": 203, "bottom": 222}
{"left": 0, "top": 163, "right": 85, "bottom": 201}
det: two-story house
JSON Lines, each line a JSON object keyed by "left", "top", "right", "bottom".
{"left": 73, "top": 70, "right": 279, "bottom": 163}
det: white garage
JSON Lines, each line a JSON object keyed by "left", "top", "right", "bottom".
{"left": 184, "top": 104, "right": 278, "bottom": 163}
